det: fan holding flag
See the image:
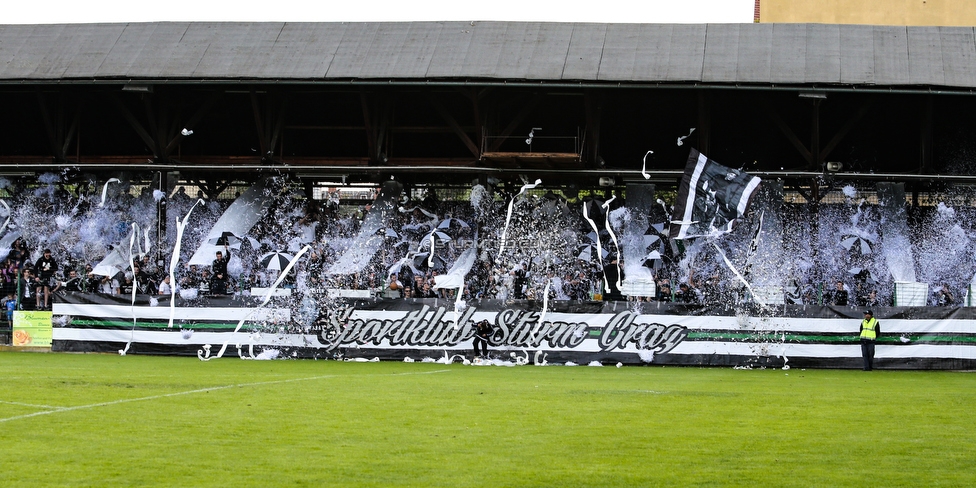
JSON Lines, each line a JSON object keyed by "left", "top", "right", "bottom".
{"left": 669, "top": 149, "right": 761, "bottom": 240}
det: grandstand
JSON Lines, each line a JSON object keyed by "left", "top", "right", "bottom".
{"left": 3, "top": 21, "right": 976, "bottom": 368}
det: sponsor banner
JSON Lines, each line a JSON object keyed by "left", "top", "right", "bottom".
{"left": 51, "top": 293, "right": 976, "bottom": 368}
{"left": 13, "top": 310, "right": 53, "bottom": 347}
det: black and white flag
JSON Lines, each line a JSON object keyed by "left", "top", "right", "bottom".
{"left": 669, "top": 149, "right": 761, "bottom": 240}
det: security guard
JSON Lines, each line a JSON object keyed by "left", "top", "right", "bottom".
{"left": 859, "top": 310, "right": 880, "bottom": 371}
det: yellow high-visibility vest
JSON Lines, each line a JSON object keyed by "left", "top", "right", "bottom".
{"left": 860, "top": 317, "right": 878, "bottom": 340}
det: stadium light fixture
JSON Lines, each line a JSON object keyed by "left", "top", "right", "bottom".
{"left": 799, "top": 92, "right": 827, "bottom": 99}
{"left": 122, "top": 83, "right": 154, "bottom": 93}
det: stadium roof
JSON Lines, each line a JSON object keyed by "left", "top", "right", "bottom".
{"left": 1, "top": 21, "right": 976, "bottom": 89}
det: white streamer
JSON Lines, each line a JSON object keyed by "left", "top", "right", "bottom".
{"left": 143, "top": 227, "right": 151, "bottom": 256}
{"left": 99, "top": 178, "right": 120, "bottom": 207}
{"left": 446, "top": 230, "right": 478, "bottom": 330}
{"left": 398, "top": 205, "right": 438, "bottom": 220}
{"left": 0, "top": 200, "right": 10, "bottom": 237}
{"left": 641, "top": 150, "right": 653, "bottom": 180}
{"left": 168, "top": 199, "right": 205, "bottom": 328}
{"left": 712, "top": 242, "right": 769, "bottom": 311}
{"left": 531, "top": 279, "right": 552, "bottom": 341}
{"left": 582, "top": 199, "right": 604, "bottom": 270}
{"left": 533, "top": 350, "right": 549, "bottom": 365}
{"left": 199, "top": 245, "right": 311, "bottom": 361}
{"left": 499, "top": 179, "right": 541, "bottom": 256}
{"left": 602, "top": 195, "right": 622, "bottom": 292}
{"left": 119, "top": 223, "right": 140, "bottom": 356}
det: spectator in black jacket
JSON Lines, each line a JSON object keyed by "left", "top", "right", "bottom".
{"left": 34, "top": 249, "right": 57, "bottom": 309}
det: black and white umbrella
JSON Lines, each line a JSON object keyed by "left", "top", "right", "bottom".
{"left": 437, "top": 218, "right": 470, "bottom": 230}
{"left": 642, "top": 250, "right": 663, "bottom": 269}
{"left": 419, "top": 230, "right": 452, "bottom": 250}
{"left": 413, "top": 252, "right": 446, "bottom": 271}
{"left": 585, "top": 231, "right": 601, "bottom": 244}
{"left": 576, "top": 244, "right": 608, "bottom": 263}
{"left": 401, "top": 222, "right": 432, "bottom": 233}
{"left": 259, "top": 251, "right": 294, "bottom": 271}
{"left": 582, "top": 198, "right": 606, "bottom": 224}
{"left": 841, "top": 235, "right": 873, "bottom": 255}
{"left": 424, "top": 230, "right": 452, "bottom": 241}
{"left": 208, "top": 231, "right": 260, "bottom": 250}
{"left": 849, "top": 267, "right": 877, "bottom": 285}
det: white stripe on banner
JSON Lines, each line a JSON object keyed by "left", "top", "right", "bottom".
{"left": 53, "top": 327, "right": 976, "bottom": 360}
{"left": 54, "top": 304, "right": 976, "bottom": 335}
{"left": 55, "top": 328, "right": 317, "bottom": 347}
{"left": 676, "top": 152, "right": 709, "bottom": 237}
{"left": 54, "top": 303, "right": 290, "bottom": 322}
{"left": 668, "top": 342, "right": 976, "bottom": 360}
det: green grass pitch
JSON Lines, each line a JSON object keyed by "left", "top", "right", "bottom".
{"left": 2, "top": 352, "right": 975, "bottom": 487}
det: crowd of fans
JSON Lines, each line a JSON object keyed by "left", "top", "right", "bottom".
{"left": 0, "top": 185, "right": 966, "bottom": 314}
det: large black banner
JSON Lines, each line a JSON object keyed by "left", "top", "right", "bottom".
{"left": 50, "top": 292, "right": 976, "bottom": 369}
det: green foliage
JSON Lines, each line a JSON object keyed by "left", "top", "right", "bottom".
{"left": 1, "top": 353, "right": 975, "bottom": 487}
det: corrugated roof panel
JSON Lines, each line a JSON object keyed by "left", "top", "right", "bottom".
{"left": 702, "top": 24, "right": 739, "bottom": 83}
{"left": 56, "top": 24, "right": 125, "bottom": 78}
{"left": 873, "top": 26, "right": 910, "bottom": 85}
{"left": 489, "top": 23, "right": 535, "bottom": 79}
{"left": 474, "top": 22, "right": 572, "bottom": 80}
{"left": 458, "top": 22, "right": 512, "bottom": 79}
{"left": 99, "top": 23, "right": 190, "bottom": 78}
{"left": 940, "top": 27, "right": 976, "bottom": 88}
{"left": 840, "top": 24, "right": 875, "bottom": 84}
{"left": 629, "top": 24, "right": 676, "bottom": 82}
{"left": 190, "top": 23, "right": 284, "bottom": 78}
{"left": 425, "top": 23, "right": 476, "bottom": 78}
{"left": 521, "top": 23, "right": 576, "bottom": 80}
{"left": 736, "top": 23, "right": 773, "bottom": 83}
{"left": 325, "top": 23, "right": 381, "bottom": 78}
{"left": 665, "top": 24, "right": 706, "bottom": 82}
{"left": 599, "top": 24, "right": 644, "bottom": 81}
{"left": 0, "top": 25, "right": 47, "bottom": 79}
{"left": 562, "top": 23, "right": 607, "bottom": 80}
{"left": 22, "top": 24, "right": 72, "bottom": 79}
{"left": 804, "top": 24, "right": 841, "bottom": 84}
{"left": 29, "top": 24, "right": 123, "bottom": 79}
{"left": 388, "top": 23, "right": 441, "bottom": 78}
{"left": 908, "top": 27, "right": 945, "bottom": 85}
{"left": 357, "top": 23, "right": 416, "bottom": 78}
{"left": 769, "top": 24, "right": 807, "bottom": 84}
{"left": 2, "top": 22, "right": 976, "bottom": 88}
{"left": 490, "top": 22, "right": 564, "bottom": 80}
{"left": 256, "top": 23, "right": 342, "bottom": 79}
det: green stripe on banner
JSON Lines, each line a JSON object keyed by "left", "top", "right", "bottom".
{"left": 686, "top": 331, "right": 976, "bottom": 345}
{"left": 908, "top": 334, "right": 976, "bottom": 344}
{"left": 69, "top": 319, "right": 242, "bottom": 330}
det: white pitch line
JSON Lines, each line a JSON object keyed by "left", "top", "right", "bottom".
{"left": 0, "top": 400, "right": 61, "bottom": 409}
{"left": 0, "top": 368, "right": 451, "bottom": 424}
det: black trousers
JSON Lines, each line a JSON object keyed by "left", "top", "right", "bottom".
{"left": 860, "top": 339, "right": 876, "bottom": 371}
{"left": 473, "top": 335, "right": 489, "bottom": 357}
